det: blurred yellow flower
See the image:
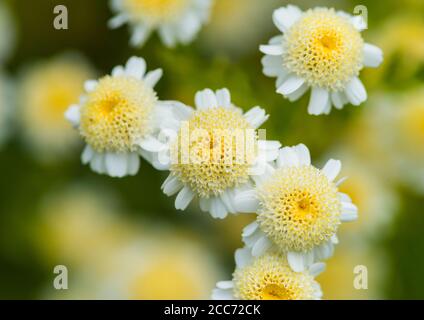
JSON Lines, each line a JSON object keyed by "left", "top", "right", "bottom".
{"left": 35, "top": 185, "right": 133, "bottom": 268}
{"left": 317, "top": 244, "right": 386, "bottom": 299}
{"left": 18, "top": 55, "right": 94, "bottom": 161}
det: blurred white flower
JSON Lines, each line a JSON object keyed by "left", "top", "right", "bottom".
{"left": 65, "top": 56, "right": 186, "bottom": 177}
{"left": 18, "top": 55, "right": 94, "bottom": 160}
{"left": 235, "top": 144, "right": 358, "bottom": 272}
{"left": 212, "top": 248, "right": 323, "bottom": 300}
{"left": 159, "top": 88, "right": 280, "bottom": 219}
{"left": 261, "top": 5, "right": 383, "bottom": 115}
{"left": 108, "top": 0, "right": 212, "bottom": 47}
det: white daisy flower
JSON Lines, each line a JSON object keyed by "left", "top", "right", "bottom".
{"left": 260, "top": 5, "right": 383, "bottom": 115}
{"left": 108, "top": 0, "right": 212, "bottom": 47}
{"left": 0, "top": 73, "right": 14, "bottom": 148}
{"left": 65, "top": 56, "right": 185, "bottom": 178}
{"left": 235, "top": 144, "right": 358, "bottom": 272}
{"left": 212, "top": 247, "right": 324, "bottom": 300}
{"left": 159, "top": 88, "right": 281, "bottom": 219}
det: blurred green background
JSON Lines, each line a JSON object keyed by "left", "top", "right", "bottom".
{"left": 0, "top": 0, "right": 423, "bottom": 299}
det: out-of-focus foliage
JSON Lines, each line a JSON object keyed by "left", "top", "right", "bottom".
{"left": 0, "top": 0, "right": 423, "bottom": 299}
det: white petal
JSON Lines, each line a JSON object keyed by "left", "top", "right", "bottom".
{"left": 161, "top": 174, "right": 184, "bottom": 196}
{"left": 210, "top": 197, "right": 228, "bottom": 219}
{"left": 277, "top": 146, "right": 299, "bottom": 167}
{"left": 105, "top": 153, "right": 129, "bottom": 178}
{"left": 215, "top": 88, "right": 231, "bottom": 107}
{"left": 341, "top": 202, "right": 358, "bottom": 222}
{"left": 127, "top": 153, "right": 140, "bottom": 175}
{"left": 81, "top": 145, "right": 94, "bottom": 164}
{"left": 108, "top": 14, "right": 128, "bottom": 29}
{"left": 259, "top": 44, "right": 284, "bottom": 56}
{"left": 277, "top": 75, "right": 305, "bottom": 95}
{"left": 139, "top": 136, "right": 166, "bottom": 152}
{"left": 199, "top": 198, "right": 211, "bottom": 212}
{"left": 211, "top": 288, "right": 234, "bottom": 300}
{"left": 331, "top": 91, "right": 348, "bottom": 110}
{"left": 235, "top": 247, "right": 253, "bottom": 268}
{"left": 286, "top": 83, "right": 308, "bottom": 102}
{"left": 111, "top": 66, "right": 125, "bottom": 77}
{"left": 220, "top": 190, "right": 236, "bottom": 214}
{"left": 287, "top": 251, "right": 307, "bottom": 272}
{"left": 175, "top": 187, "right": 195, "bottom": 210}
{"left": 143, "top": 69, "right": 163, "bottom": 88}
{"left": 125, "top": 56, "right": 146, "bottom": 79}
{"left": 309, "top": 263, "right": 326, "bottom": 277}
{"left": 252, "top": 236, "right": 272, "bottom": 257}
{"left": 195, "top": 89, "right": 217, "bottom": 110}
{"left": 84, "top": 80, "right": 98, "bottom": 92}
{"left": 90, "top": 153, "right": 106, "bottom": 174}
{"left": 261, "top": 55, "right": 283, "bottom": 77}
{"left": 363, "top": 43, "right": 383, "bottom": 68}
{"left": 322, "top": 159, "right": 342, "bottom": 181}
{"left": 216, "top": 281, "right": 234, "bottom": 290}
{"left": 130, "top": 25, "right": 151, "bottom": 47}
{"left": 234, "top": 190, "right": 259, "bottom": 213}
{"left": 308, "top": 87, "right": 330, "bottom": 115}
{"left": 272, "top": 5, "right": 303, "bottom": 33}
{"left": 65, "top": 104, "right": 81, "bottom": 127}
{"left": 345, "top": 77, "right": 367, "bottom": 106}
{"left": 293, "top": 144, "right": 311, "bottom": 166}
{"left": 242, "top": 221, "right": 259, "bottom": 238}
{"left": 243, "top": 106, "right": 269, "bottom": 129}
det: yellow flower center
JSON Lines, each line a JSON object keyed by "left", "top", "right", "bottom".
{"left": 170, "top": 107, "right": 256, "bottom": 198}
{"left": 233, "top": 252, "right": 319, "bottom": 300}
{"left": 258, "top": 165, "right": 341, "bottom": 252}
{"left": 123, "top": 0, "right": 190, "bottom": 24}
{"left": 79, "top": 75, "right": 156, "bottom": 153}
{"left": 283, "top": 8, "right": 364, "bottom": 91}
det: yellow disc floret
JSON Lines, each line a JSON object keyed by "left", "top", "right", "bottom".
{"left": 123, "top": 0, "right": 190, "bottom": 25}
{"left": 283, "top": 8, "right": 364, "bottom": 91}
{"left": 258, "top": 165, "right": 341, "bottom": 252}
{"left": 79, "top": 75, "right": 157, "bottom": 153}
{"left": 171, "top": 107, "right": 256, "bottom": 198}
{"left": 233, "top": 252, "right": 320, "bottom": 300}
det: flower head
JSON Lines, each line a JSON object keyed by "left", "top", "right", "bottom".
{"left": 19, "top": 56, "right": 94, "bottom": 160}
{"left": 235, "top": 144, "right": 358, "bottom": 271}
{"left": 261, "top": 5, "right": 383, "bottom": 115}
{"left": 108, "top": 0, "right": 212, "bottom": 47}
{"left": 66, "top": 56, "right": 186, "bottom": 177}
{"left": 212, "top": 248, "right": 323, "bottom": 300}
{"left": 159, "top": 88, "right": 280, "bottom": 219}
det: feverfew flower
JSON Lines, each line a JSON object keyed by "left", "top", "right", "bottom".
{"left": 159, "top": 88, "right": 281, "bottom": 219}
{"left": 19, "top": 56, "right": 94, "bottom": 160}
{"left": 261, "top": 5, "right": 383, "bottom": 115}
{"left": 235, "top": 144, "right": 358, "bottom": 272}
{"left": 108, "top": 0, "right": 212, "bottom": 47}
{"left": 212, "top": 248, "right": 324, "bottom": 300}
{"left": 65, "top": 56, "right": 186, "bottom": 178}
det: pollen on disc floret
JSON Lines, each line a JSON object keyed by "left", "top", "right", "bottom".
{"left": 170, "top": 107, "right": 256, "bottom": 198}
{"left": 283, "top": 8, "right": 364, "bottom": 91}
{"left": 79, "top": 75, "right": 157, "bottom": 153}
{"left": 233, "top": 252, "right": 319, "bottom": 300}
{"left": 257, "top": 165, "right": 342, "bottom": 252}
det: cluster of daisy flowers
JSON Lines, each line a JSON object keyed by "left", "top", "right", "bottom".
{"left": 65, "top": 4, "right": 384, "bottom": 300}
